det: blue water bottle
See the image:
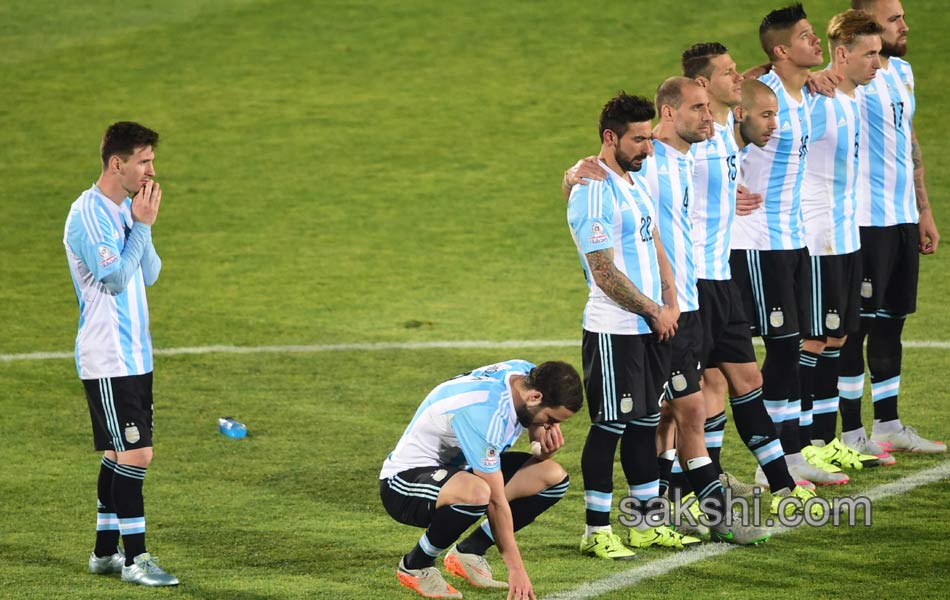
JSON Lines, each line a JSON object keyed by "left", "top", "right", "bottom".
{"left": 218, "top": 417, "right": 247, "bottom": 439}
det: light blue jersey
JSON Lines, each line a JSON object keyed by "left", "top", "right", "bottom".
{"left": 857, "top": 57, "right": 917, "bottom": 226}
{"left": 733, "top": 70, "right": 810, "bottom": 250}
{"left": 690, "top": 115, "right": 739, "bottom": 281}
{"left": 639, "top": 141, "right": 698, "bottom": 312}
{"left": 567, "top": 161, "right": 662, "bottom": 335}
{"left": 802, "top": 88, "right": 861, "bottom": 256}
{"left": 64, "top": 184, "right": 161, "bottom": 379}
{"left": 379, "top": 360, "right": 532, "bottom": 479}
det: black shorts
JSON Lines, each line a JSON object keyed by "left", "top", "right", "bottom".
{"left": 83, "top": 373, "right": 154, "bottom": 452}
{"left": 859, "top": 224, "right": 919, "bottom": 316}
{"left": 807, "top": 251, "right": 862, "bottom": 338}
{"left": 729, "top": 248, "right": 813, "bottom": 338}
{"left": 667, "top": 311, "right": 703, "bottom": 399}
{"left": 582, "top": 330, "right": 670, "bottom": 422}
{"left": 380, "top": 452, "right": 533, "bottom": 528}
{"left": 697, "top": 278, "right": 757, "bottom": 367}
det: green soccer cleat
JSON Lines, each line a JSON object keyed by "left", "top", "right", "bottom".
{"left": 801, "top": 445, "right": 845, "bottom": 473}
{"left": 628, "top": 525, "right": 701, "bottom": 549}
{"left": 771, "top": 485, "right": 824, "bottom": 520}
{"left": 815, "top": 438, "right": 880, "bottom": 470}
{"left": 121, "top": 553, "right": 179, "bottom": 587}
{"left": 580, "top": 529, "right": 637, "bottom": 560}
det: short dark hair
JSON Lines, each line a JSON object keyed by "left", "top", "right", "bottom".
{"left": 101, "top": 121, "right": 159, "bottom": 167}
{"left": 599, "top": 92, "right": 655, "bottom": 142}
{"left": 760, "top": 3, "right": 808, "bottom": 61}
{"left": 682, "top": 42, "right": 729, "bottom": 79}
{"left": 524, "top": 361, "right": 584, "bottom": 413}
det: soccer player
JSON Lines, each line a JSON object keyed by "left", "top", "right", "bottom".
{"left": 380, "top": 359, "right": 582, "bottom": 599}
{"left": 731, "top": 4, "right": 849, "bottom": 486}
{"left": 799, "top": 10, "right": 893, "bottom": 468}
{"left": 63, "top": 122, "right": 178, "bottom": 586}
{"left": 565, "top": 92, "right": 680, "bottom": 559}
{"left": 679, "top": 45, "right": 820, "bottom": 515}
{"left": 837, "top": 0, "right": 945, "bottom": 453}
{"left": 640, "top": 77, "right": 771, "bottom": 545}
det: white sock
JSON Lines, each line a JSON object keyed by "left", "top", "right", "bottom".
{"left": 585, "top": 525, "right": 611, "bottom": 538}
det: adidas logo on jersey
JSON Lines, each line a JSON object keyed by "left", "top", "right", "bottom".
{"left": 837, "top": 117, "right": 847, "bottom": 127}
{"left": 658, "top": 164, "right": 669, "bottom": 175}
{"left": 781, "top": 121, "right": 791, "bottom": 131}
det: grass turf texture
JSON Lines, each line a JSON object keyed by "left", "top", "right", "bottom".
{"left": 2, "top": 1, "right": 949, "bottom": 598}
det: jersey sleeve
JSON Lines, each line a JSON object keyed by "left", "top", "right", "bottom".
{"left": 450, "top": 406, "right": 504, "bottom": 474}
{"left": 74, "top": 201, "right": 124, "bottom": 282}
{"left": 567, "top": 181, "right": 616, "bottom": 254}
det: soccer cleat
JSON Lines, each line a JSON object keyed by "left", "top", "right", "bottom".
{"left": 720, "top": 471, "right": 759, "bottom": 498}
{"left": 815, "top": 438, "right": 880, "bottom": 469}
{"left": 443, "top": 546, "right": 507, "bottom": 589}
{"left": 770, "top": 486, "right": 824, "bottom": 520}
{"left": 628, "top": 525, "right": 701, "bottom": 549}
{"left": 842, "top": 430, "right": 896, "bottom": 466}
{"left": 709, "top": 518, "right": 771, "bottom": 545}
{"left": 871, "top": 425, "right": 947, "bottom": 453}
{"left": 788, "top": 460, "right": 849, "bottom": 486}
{"left": 754, "top": 465, "right": 815, "bottom": 491}
{"left": 88, "top": 548, "right": 124, "bottom": 574}
{"left": 397, "top": 558, "right": 462, "bottom": 599}
{"left": 579, "top": 529, "right": 637, "bottom": 560}
{"left": 801, "top": 445, "right": 845, "bottom": 473}
{"left": 673, "top": 492, "right": 709, "bottom": 539}
{"left": 120, "top": 553, "right": 179, "bottom": 587}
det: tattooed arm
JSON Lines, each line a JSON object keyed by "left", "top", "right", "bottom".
{"left": 585, "top": 248, "right": 677, "bottom": 341}
{"left": 912, "top": 129, "right": 939, "bottom": 254}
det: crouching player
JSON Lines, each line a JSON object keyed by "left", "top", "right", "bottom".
{"left": 380, "top": 359, "right": 583, "bottom": 599}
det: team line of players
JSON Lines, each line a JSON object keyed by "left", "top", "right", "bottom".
{"left": 380, "top": 2, "right": 942, "bottom": 599}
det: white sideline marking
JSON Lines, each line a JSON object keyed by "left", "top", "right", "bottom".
{"left": 2, "top": 338, "right": 950, "bottom": 363}
{"left": 545, "top": 461, "right": 950, "bottom": 600}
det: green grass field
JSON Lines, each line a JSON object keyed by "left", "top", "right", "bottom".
{"left": 2, "top": 1, "right": 950, "bottom": 598}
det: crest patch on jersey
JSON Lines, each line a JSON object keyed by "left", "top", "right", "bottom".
{"left": 671, "top": 373, "right": 688, "bottom": 393}
{"left": 124, "top": 424, "right": 140, "bottom": 444}
{"left": 588, "top": 222, "right": 608, "bottom": 245}
{"left": 480, "top": 446, "right": 499, "bottom": 469}
{"left": 97, "top": 245, "right": 117, "bottom": 268}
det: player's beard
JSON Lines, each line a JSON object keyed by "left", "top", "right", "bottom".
{"left": 516, "top": 402, "right": 539, "bottom": 428}
{"left": 881, "top": 37, "right": 907, "bottom": 58}
{"left": 615, "top": 147, "right": 646, "bottom": 173}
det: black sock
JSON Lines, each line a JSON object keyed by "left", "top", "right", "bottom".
{"left": 730, "top": 388, "right": 796, "bottom": 492}
{"left": 761, "top": 336, "right": 802, "bottom": 441}
{"left": 113, "top": 464, "right": 147, "bottom": 565}
{"left": 704, "top": 412, "right": 727, "bottom": 474}
{"left": 404, "top": 503, "right": 487, "bottom": 569}
{"left": 582, "top": 422, "right": 623, "bottom": 527}
{"left": 798, "top": 350, "right": 820, "bottom": 446}
{"left": 683, "top": 459, "right": 726, "bottom": 518}
{"left": 839, "top": 319, "right": 871, "bottom": 432}
{"left": 812, "top": 348, "right": 842, "bottom": 443}
{"left": 94, "top": 456, "right": 120, "bottom": 557}
{"left": 868, "top": 315, "right": 905, "bottom": 423}
{"left": 457, "top": 475, "right": 569, "bottom": 556}
{"left": 621, "top": 417, "right": 662, "bottom": 521}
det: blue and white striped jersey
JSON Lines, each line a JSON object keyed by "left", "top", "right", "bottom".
{"left": 379, "top": 360, "right": 531, "bottom": 479}
{"left": 639, "top": 141, "right": 698, "bottom": 312}
{"left": 802, "top": 88, "right": 861, "bottom": 256}
{"left": 690, "top": 115, "right": 739, "bottom": 281}
{"left": 64, "top": 184, "right": 161, "bottom": 380}
{"left": 567, "top": 161, "right": 662, "bottom": 335}
{"left": 856, "top": 57, "right": 917, "bottom": 226}
{"left": 733, "top": 70, "right": 810, "bottom": 250}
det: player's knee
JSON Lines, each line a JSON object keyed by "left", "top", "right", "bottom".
{"left": 733, "top": 366, "right": 763, "bottom": 397}
{"left": 539, "top": 461, "right": 568, "bottom": 488}
{"left": 465, "top": 477, "right": 491, "bottom": 506}
{"left": 119, "top": 447, "right": 153, "bottom": 468}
